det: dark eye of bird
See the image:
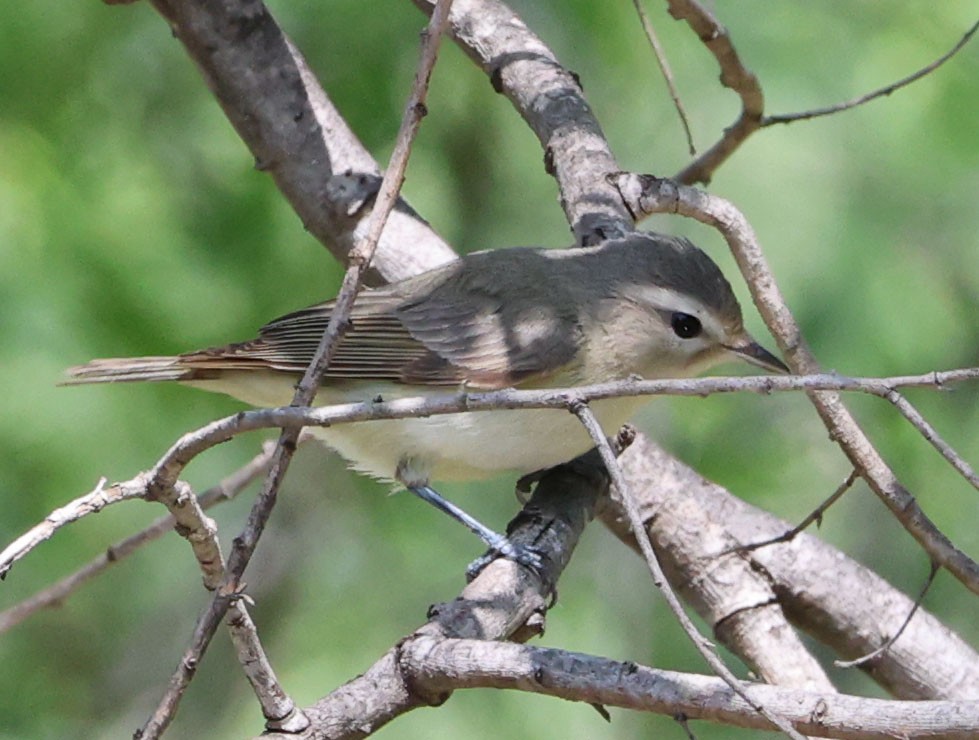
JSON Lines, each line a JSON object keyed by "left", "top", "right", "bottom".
{"left": 670, "top": 312, "right": 702, "bottom": 339}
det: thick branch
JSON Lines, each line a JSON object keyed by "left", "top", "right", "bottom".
{"left": 406, "top": 639, "right": 979, "bottom": 739}
{"left": 604, "top": 434, "right": 979, "bottom": 700}
{"left": 412, "top": 0, "right": 633, "bottom": 244}
{"left": 148, "top": 0, "right": 456, "bottom": 282}
{"left": 262, "top": 450, "right": 614, "bottom": 739}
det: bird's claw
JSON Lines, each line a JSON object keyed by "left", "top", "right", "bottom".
{"left": 465, "top": 536, "right": 546, "bottom": 581}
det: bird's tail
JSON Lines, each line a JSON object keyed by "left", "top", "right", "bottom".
{"left": 62, "top": 356, "right": 196, "bottom": 385}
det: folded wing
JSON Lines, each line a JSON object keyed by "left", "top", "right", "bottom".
{"left": 66, "top": 252, "right": 584, "bottom": 390}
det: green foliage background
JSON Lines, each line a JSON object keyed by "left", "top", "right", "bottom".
{"left": 1, "top": 2, "right": 976, "bottom": 738}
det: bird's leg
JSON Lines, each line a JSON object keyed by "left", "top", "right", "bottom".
{"left": 405, "top": 485, "right": 544, "bottom": 575}
{"left": 396, "top": 457, "right": 544, "bottom": 575}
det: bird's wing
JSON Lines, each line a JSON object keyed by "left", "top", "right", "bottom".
{"left": 177, "top": 268, "right": 583, "bottom": 390}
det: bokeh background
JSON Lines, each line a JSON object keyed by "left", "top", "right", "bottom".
{"left": 1, "top": 1, "right": 977, "bottom": 738}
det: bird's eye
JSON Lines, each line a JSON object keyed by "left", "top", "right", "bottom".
{"left": 670, "top": 312, "right": 702, "bottom": 339}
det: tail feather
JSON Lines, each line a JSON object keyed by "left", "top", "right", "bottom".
{"left": 62, "top": 357, "right": 196, "bottom": 385}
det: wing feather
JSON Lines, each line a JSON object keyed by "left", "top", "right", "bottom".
{"left": 67, "top": 248, "right": 587, "bottom": 390}
{"left": 187, "top": 251, "right": 583, "bottom": 388}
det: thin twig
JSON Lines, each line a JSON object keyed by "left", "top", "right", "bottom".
{"left": 7, "top": 370, "right": 977, "bottom": 582}
{"left": 0, "top": 477, "right": 139, "bottom": 580}
{"left": 137, "top": 3, "right": 457, "bottom": 737}
{"left": 137, "top": 367, "right": 979, "bottom": 509}
{"left": 142, "top": 368, "right": 978, "bottom": 481}
{"left": 883, "top": 388, "right": 979, "bottom": 493}
{"left": 835, "top": 561, "right": 940, "bottom": 669}
{"left": 568, "top": 399, "right": 806, "bottom": 740}
{"left": 0, "top": 441, "right": 276, "bottom": 635}
{"left": 735, "top": 469, "right": 859, "bottom": 555}
{"left": 669, "top": 9, "right": 978, "bottom": 184}
{"left": 220, "top": 0, "right": 458, "bottom": 594}
{"left": 631, "top": 0, "right": 695, "bottom": 154}
{"left": 764, "top": 20, "right": 979, "bottom": 126}
{"left": 9, "top": 369, "right": 976, "bottom": 585}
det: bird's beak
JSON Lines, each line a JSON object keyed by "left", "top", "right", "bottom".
{"left": 724, "top": 336, "right": 790, "bottom": 374}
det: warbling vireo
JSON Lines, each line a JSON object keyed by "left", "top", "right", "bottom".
{"left": 66, "top": 232, "right": 787, "bottom": 565}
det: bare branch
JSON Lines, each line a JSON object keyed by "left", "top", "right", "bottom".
{"left": 403, "top": 638, "right": 979, "bottom": 738}
{"left": 147, "top": 0, "right": 456, "bottom": 284}
{"left": 8, "top": 369, "right": 976, "bottom": 584}
{"left": 667, "top": 8, "right": 978, "bottom": 185}
{"left": 224, "top": 0, "right": 457, "bottom": 590}
{"left": 412, "top": 0, "right": 633, "bottom": 244}
{"left": 139, "top": 1, "right": 457, "bottom": 735}
{"left": 570, "top": 401, "right": 806, "bottom": 739}
{"left": 631, "top": 0, "right": 696, "bottom": 155}
{"left": 735, "top": 470, "right": 860, "bottom": 554}
{"left": 666, "top": 0, "right": 763, "bottom": 186}
{"left": 136, "top": 367, "right": 979, "bottom": 503}
{"left": 0, "top": 441, "right": 276, "bottom": 635}
{"left": 835, "top": 562, "right": 940, "bottom": 671}
{"left": 228, "top": 602, "right": 309, "bottom": 732}
{"left": 607, "top": 434, "right": 979, "bottom": 701}
{"left": 882, "top": 388, "right": 979, "bottom": 493}
{"left": 764, "top": 20, "right": 979, "bottom": 126}
{"left": 0, "top": 478, "right": 141, "bottom": 580}
{"left": 138, "top": 454, "right": 299, "bottom": 736}
{"left": 610, "top": 172, "right": 979, "bottom": 596}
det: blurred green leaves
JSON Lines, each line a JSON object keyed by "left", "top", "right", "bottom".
{"left": 0, "top": 1, "right": 976, "bottom": 738}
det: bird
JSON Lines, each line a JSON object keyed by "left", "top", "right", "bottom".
{"left": 65, "top": 232, "right": 787, "bottom": 566}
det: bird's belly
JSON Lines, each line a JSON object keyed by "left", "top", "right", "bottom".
{"left": 306, "top": 394, "right": 643, "bottom": 483}
{"left": 185, "top": 372, "right": 647, "bottom": 484}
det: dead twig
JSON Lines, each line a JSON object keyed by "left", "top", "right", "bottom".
{"left": 764, "top": 20, "right": 979, "bottom": 126}
{"left": 631, "top": 0, "right": 696, "bottom": 154}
